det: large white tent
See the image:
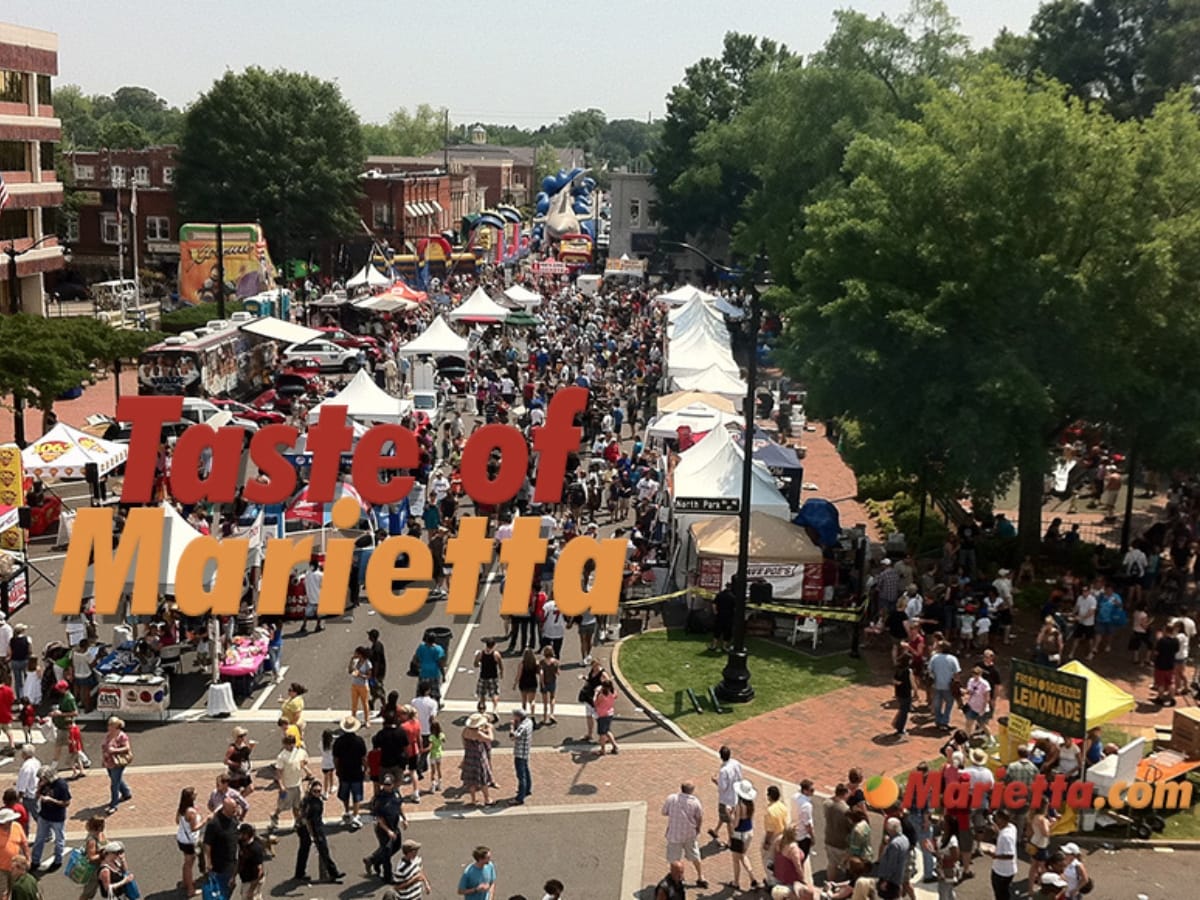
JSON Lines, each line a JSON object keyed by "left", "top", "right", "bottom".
{"left": 646, "top": 402, "right": 742, "bottom": 440}
{"left": 346, "top": 265, "right": 391, "bottom": 288}
{"left": 83, "top": 502, "right": 214, "bottom": 594}
{"left": 354, "top": 295, "right": 418, "bottom": 313}
{"left": 398, "top": 316, "right": 469, "bottom": 356}
{"left": 668, "top": 294, "right": 725, "bottom": 329}
{"left": 23, "top": 422, "right": 128, "bottom": 481}
{"left": 306, "top": 369, "right": 408, "bottom": 424}
{"left": 671, "top": 364, "right": 747, "bottom": 396}
{"left": 670, "top": 425, "right": 790, "bottom": 549}
{"left": 503, "top": 284, "right": 543, "bottom": 308}
{"left": 659, "top": 285, "right": 716, "bottom": 305}
{"left": 668, "top": 331, "right": 740, "bottom": 376}
{"left": 448, "top": 287, "right": 511, "bottom": 323}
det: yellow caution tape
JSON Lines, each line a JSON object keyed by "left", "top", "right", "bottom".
{"left": 619, "top": 588, "right": 867, "bottom": 622}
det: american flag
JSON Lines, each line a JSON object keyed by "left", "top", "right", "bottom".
{"left": 0, "top": 171, "right": 9, "bottom": 212}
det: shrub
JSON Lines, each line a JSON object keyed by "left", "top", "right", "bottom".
{"left": 160, "top": 300, "right": 245, "bottom": 335}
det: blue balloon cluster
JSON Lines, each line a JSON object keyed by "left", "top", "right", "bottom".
{"left": 533, "top": 168, "right": 598, "bottom": 249}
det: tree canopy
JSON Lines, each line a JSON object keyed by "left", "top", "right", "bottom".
{"left": 776, "top": 69, "right": 1200, "bottom": 545}
{"left": 998, "top": 0, "right": 1200, "bottom": 120}
{"left": 53, "top": 84, "right": 184, "bottom": 149}
{"left": 174, "top": 68, "right": 364, "bottom": 254}
{"left": 362, "top": 104, "right": 449, "bottom": 156}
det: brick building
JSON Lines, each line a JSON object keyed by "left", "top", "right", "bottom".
{"left": 63, "top": 145, "right": 179, "bottom": 277}
{"left": 0, "top": 21, "right": 64, "bottom": 315}
{"left": 357, "top": 164, "right": 454, "bottom": 248}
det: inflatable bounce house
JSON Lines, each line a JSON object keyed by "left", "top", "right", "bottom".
{"left": 532, "top": 168, "right": 597, "bottom": 269}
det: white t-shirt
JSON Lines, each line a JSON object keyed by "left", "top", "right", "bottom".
{"left": 540, "top": 600, "right": 566, "bottom": 640}
{"left": 274, "top": 747, "right": 309, "bottom": 788}
{"left": 411, "top": 695, "right": 438, "bottom": 735}
{"left": 0, "top": 622, "right": 11, "bottom": 657}
{"left": 791, "top": 791, "right": 814, "bottom": 839}
{"left": 904, "top": 594, "right": 924, "bottom": 621}
{"left": 304, "top": 569, "right": 323, "bottom": 605}
{"left": 1074, "top": 593, "right": 1097, "bottom": 626}
{"left": 992, "top": 823, "right": 1018, "bottom": 877}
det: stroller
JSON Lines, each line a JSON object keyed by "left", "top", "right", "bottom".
{"left": 38, "top": 640, "right": 72, "bottom": 709}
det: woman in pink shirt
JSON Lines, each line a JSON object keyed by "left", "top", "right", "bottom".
{"left": 593, "top": 681, "right": 619, "bottom": 756}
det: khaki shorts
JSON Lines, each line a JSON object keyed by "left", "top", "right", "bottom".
{"left": 667, "top": 840, "right": 701, "bottom": 862}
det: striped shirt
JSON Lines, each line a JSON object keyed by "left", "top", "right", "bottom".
{"left": 392, "top": 855, "right": 424, "bottom": 900}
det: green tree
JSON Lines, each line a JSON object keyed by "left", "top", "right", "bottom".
{"left": 533, "top": 143, "right": 561, "bottom": 187}
{"left": 174, "top": 68, "right": 365, "bottom": 251}
{"left": 652, "top": 32, "right": 795, "bottom": 241}
{"left": 52, "top": 84, "right": 99, "bottom": 149}
{"left": 363, "top": 104, "right": 449, "bottom": 156}
{"left": 778, "top": 68, "right": 1200, "bottom": 550}
{"left": 1017, "top": 0, "right": 1200, "bottom": 119}
{"left": 98, "top": 118, "right": 151, "bottom": 150}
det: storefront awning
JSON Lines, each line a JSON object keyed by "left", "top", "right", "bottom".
{"left": 405, "top": 203, "right": 419, "bottom": 217}
{"left": 429, "top": 200, "right": 443, "bottom": 213}
{"left": 240, "top": 317, "right": 325, "bottom": 344}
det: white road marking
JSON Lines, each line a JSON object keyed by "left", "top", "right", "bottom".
{"left": 249, "top": 666, "right": 288, "bottom": 711}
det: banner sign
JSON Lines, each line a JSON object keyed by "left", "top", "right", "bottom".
{"left": 532, "top": 260, "right": 568, "bottom": 275}
{"left": 1010, "top": 659, "right": 1088, "bottom": 738}
{"left": 605, "top": 258, "right": 646, "bottom": 275}
{"left": 697, "top": 558, "right": 723, "bottom": 590}
{"left": 0, "top": 444, "right": 25, "bottom": 551}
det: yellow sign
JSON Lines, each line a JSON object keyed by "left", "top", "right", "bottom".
{"left": 0, "top": 444, "right": 25, "bottom": 551}
{"left": 1008, "top": 713, "right": 1032, "bottom": 745}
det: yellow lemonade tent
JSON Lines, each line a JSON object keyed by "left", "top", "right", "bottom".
{"left": 1058, "top": 660, "right": 1136, "bottom": 729}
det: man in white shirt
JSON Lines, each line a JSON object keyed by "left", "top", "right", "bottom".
{"left": 0, "top": 613, "right": 12, "bottom": 667}
{"left": 539, "top": 598, "right": 567, "bottom": 658}
{"left": 987, "top": 809, "right": 1019, "bottom": 898}
{"left": 301, "top": 561, "right": 324, "bottom": 634}
{"left": 1069, "top": 589, "right": 1099, "bottom": 660}
{"left": 430, "top": 473, "right": 451, "bottom": 505}
{"left": 903, "top": 586, "right": 924, "bottom": 623}
{"left": 791, "top": 778, "right": 816, "bottom": 875}
{"left": 708, "top": 746, "right": 742, "bottom": 844}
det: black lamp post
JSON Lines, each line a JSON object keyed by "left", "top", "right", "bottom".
{"left": 660, "top": 241, "right": 772, "bottom": 703}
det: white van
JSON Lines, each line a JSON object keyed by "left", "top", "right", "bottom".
{"left": 91, "top": 279, "right": 138, "bottom": 312}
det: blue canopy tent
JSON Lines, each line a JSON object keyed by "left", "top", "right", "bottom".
{"left": 793, "top": 499, "right": 841, "bottom": 548}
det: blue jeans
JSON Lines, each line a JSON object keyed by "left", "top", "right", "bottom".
{"left": 31, "top": 816, "right": 65, "bottom": 866}
{"left": 107, "top": 765, "right": 132, "bottom": 807}
{"left": 906, "top": 811, "right": 935, "bottom": 880}
{"left": 933, "top": 689, "right": 955, "bottom": 727}
{"left": 514, "top": 756, "right": 531, "bottom": 802}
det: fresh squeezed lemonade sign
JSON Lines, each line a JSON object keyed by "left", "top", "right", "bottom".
{"left": 54, "top": 390, "right": 625, "bottom": 620}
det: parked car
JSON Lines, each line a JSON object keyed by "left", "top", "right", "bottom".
{"left": 282, "top": 340, "right": 359, "bottom": 372}
{"left": 316, "top": 327, "right": 384, "bottom": 361}
{"left": 101, "top": 418, "right": 191, "bottom": 445}
{"left": 211, "top": 398, "right": 286, "bottom": 426}
{"left": 180, "top": 397, "right": 260, "bottom": 432}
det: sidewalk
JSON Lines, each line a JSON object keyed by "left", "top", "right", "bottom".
{"left": 62, "top": 742, "right": 722, "bottom": 894}
{"left": 794, "top": 423, "right": 880, "bottom": 540}
{"left": 0, "top": 367, "right": 135, "bottom": 444}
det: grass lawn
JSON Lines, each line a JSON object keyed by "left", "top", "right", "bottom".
{"left": 618, "top": 629, "right": 866, "bottom": 738}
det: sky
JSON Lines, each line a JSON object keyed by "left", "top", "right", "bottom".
{"left": 8, "top": 0, "right": 1045, "bottom": 127}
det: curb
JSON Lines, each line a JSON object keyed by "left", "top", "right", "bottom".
{"left": 1069, "top": 836, "right": 1200, "bottom": 851}
{"left": 609, "top": 628, "right": 803, "bottom": 791}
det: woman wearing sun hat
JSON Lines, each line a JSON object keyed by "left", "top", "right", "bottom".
{"left": 1059, "top": 843, "right": 1090, "bottom": 899}
{"left": 460, "top": 712, "right": 494, "bottom": 807}
{"left": 729, "top": 779, "right": 760, "bottom": 891}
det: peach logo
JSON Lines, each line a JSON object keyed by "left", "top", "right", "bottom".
{"left": 33, "top": 440, "right": 69, "bottom": 463}
{"left": 863, "top": 775, "right": 900, "bottom": 810}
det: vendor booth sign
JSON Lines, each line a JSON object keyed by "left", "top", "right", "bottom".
{"left": 676, "top": 497, "right": 740, "bottom": 514}
{"left": 1010, "top": 659, "right": 1088, "bottom": 738}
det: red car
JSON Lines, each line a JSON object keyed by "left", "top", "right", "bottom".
{"left": 316, "top": 327, "right": 384, "bottom": 361}
{"left": 212, "top": 398, "right": 286, "bottom": 426}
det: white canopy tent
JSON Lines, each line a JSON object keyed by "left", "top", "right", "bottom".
{"left": 670, "top": 425, "right": 790, "bottom": 553}
{"left": 668, "top": 294, "right": 724, "bottom": 326}
{"left": 659, "top": 285, "right": 717, "bottom": 305}
{"left": 503, "top": 284, "right": 543, "bottom": 308}
{"left": 346, "top": 265, "right": 391, "bottom": 288}
{"left": 306, "top": 369, "right": 409, "bottom": 424}
{"left": 669, "top": 309, "right": 730, "bottom": 345}
{"left": 23, "top": 422, "right": 128, "bottom": 481}
{"left": 671, "top": 364, "right": 748, "bottom": 397}
{"left": 82, "top": 502, "right": 214, "bottom": 594}
{"left": 354, "top": 295, "right": 419, "bottom": 313}
{"left": 668, "top": 332, "right": 739, "bottom": 376}
{"left": 398, "top": 315, "right": 469, "bottom": 356}
{"left": 448, "top": 287, "right": 511, "bottom": 323}
{"left": 645, "top": 402, "right": 742, "bottom": 441}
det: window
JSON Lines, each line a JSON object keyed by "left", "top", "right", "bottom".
{"left": 146, "top": 216, "right": 171, "bottom": 241}
{"left": 37, "top": 75, "right": 51, "bottom": 106}
{"left": 0, "top": 209, "right": 30, "bottom": 242}
{"left": 110, "top": 166, "right": 127, "bottom": 187}
{"left": 0, "top": 71, "right": 26, "bottom": 104}
{"left": 162, "top": 166, "right": 174, "bottom": 185}
{"left": 39, "top": 142, "right": 55, "bottom": 172}
{"left": 133, "top": 166, "right": 150, "bottom": 186}
{"left": 63, "top": 212, "right": 79, "bottom": 243}
{"left": 0, "top": 140, "right": 27, "bottom": 172}
{"left": 101, "top": 213, "right": 130, "bottom": 245}
{"left": 372, "top": 201, "right": 393, "bottom": 229}
{"left": 74, "top": 163, "right": 95, "bottom": 181}
{"left": 629, "top": 198, "right": 641, "bottom": 227}
{"left": 646, "top": 200, "right": 660, "bottom": 228}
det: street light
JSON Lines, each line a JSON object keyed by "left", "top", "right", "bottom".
{"left": 660, "top": 240, "right": 772, "bottom": 703}
{"left": 5, "top": 234, "right": 65, "bottom": 449}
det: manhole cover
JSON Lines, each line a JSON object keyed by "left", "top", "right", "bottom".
{"left": 833, "top": 667, "right": 856, "bottom": 677}
{"left": 644, "top": 683, "right": 664, "bottom": 693}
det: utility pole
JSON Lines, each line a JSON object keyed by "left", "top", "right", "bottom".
{"left": 215, "top": 220, "right": 226, "bottom": 320}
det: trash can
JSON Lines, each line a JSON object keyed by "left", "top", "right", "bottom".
{"left": 423, "top": 627, "right": 453, "bottom": 656}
